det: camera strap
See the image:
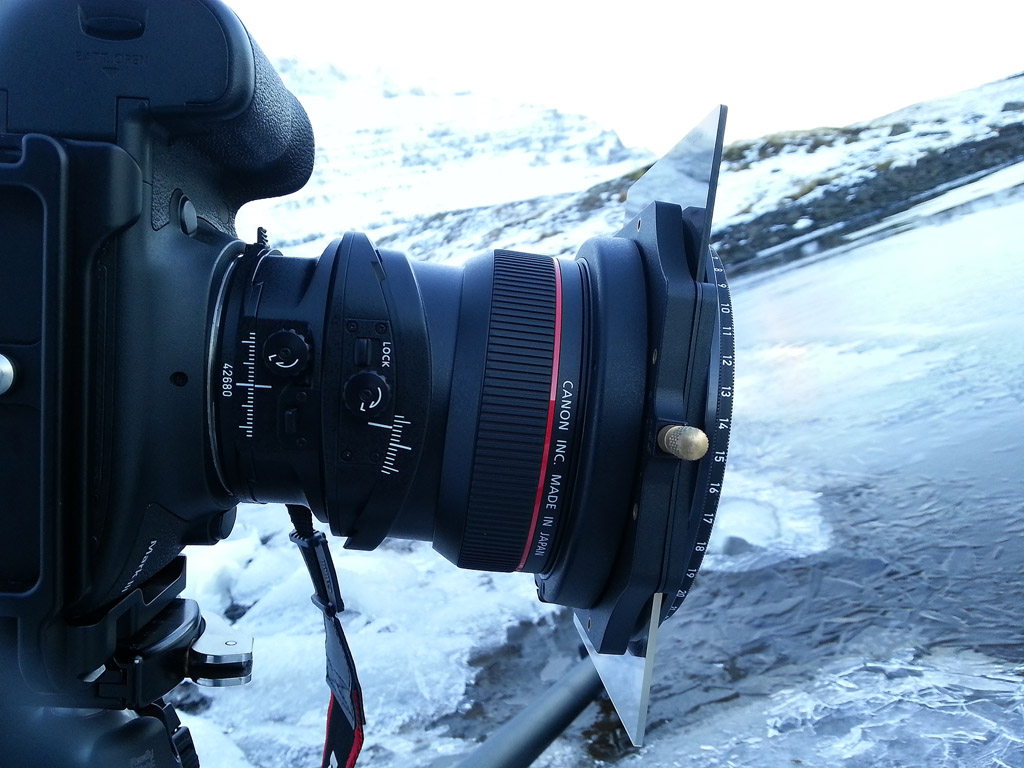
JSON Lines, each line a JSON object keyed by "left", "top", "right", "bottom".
{"left": 287, "top": 505, "right": 365, "bottom": 768}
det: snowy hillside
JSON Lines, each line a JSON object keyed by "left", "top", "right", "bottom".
{"left": 713, "top": 72, "right": 1024, "bottom": 272}
{"left": 183, "top": 66, "right": 1024, "bottom": 768}
{"left": 234, "top": 59, "right": 651, "bottom": 261}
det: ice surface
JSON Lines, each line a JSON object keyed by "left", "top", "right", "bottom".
{"left": 761, "top": 649, "right": 1024, "bottom": 766}
{"left": 705, "top": 469, "right": 830, "bottom": 572}
{"left": 578, "top": 646, "right": 1024, "bottom": 768}
{"left": 730, "top": 197, "right": 1024, "bottom": 478}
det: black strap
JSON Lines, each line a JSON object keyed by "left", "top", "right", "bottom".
{"left": 288, "top": 505, "right": 366, "bottom": 768}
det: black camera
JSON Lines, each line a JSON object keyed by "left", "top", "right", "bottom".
{"left": 0, "top": 0, "right": 732, "bottom": 762}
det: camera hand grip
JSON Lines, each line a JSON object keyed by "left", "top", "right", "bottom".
{"left": 174, "top": 30, "right": 315, "bottom": 208}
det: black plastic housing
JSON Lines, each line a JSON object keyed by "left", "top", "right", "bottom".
{"left": 0, "top": 0, "right": 314, "bottom": 707}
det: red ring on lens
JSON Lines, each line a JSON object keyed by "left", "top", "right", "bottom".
{"left": 517, "top": 260, "right": 563, "bottom": 571}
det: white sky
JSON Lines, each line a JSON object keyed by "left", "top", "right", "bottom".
{"left": 227, "top": 0, "right": 1023, "bottom": 154}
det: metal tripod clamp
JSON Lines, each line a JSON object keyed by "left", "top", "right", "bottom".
{"left": 188, "top": 621, "right": 254, "bottom": 688}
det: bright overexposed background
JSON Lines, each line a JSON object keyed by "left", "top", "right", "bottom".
{"left": 226, "top": 0, "right": 1023, "bottom": 153}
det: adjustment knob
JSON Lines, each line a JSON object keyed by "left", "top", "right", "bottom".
{"left": 343, "top": 371, "right": 391, "bottom": 418}
{"left": 658, "top": 425, "right": 709, "bottom": 461}
{"left": 0, "top": 354, "right": 14, "bottom": 396}
{"left": 263, "top": 330, "right": 311, "bottom": 376}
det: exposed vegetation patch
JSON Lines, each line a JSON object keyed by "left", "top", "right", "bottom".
{"left": 723, "top": 126, "right": 863, "bottom": 170}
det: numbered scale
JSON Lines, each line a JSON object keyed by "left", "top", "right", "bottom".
{"left": 663, "top": 245, "right": 734, "bottom": 622}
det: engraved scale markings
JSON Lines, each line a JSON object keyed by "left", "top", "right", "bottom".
{"left": 235, "top": 332, "right": 267, "bottom": 438}
{"left": 665, "top": 247, "right": 734, "bottom": 619}
{"left": 381, "top": 415, "right": 412, "bottom": 475}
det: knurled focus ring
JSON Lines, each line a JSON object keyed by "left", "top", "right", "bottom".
{"left": 458, "top": 251, "right": 557, "bottom": 571}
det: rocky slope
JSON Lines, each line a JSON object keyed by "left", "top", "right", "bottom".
{"left": 713, "top": 71, "right": 1024, "bottom": 273}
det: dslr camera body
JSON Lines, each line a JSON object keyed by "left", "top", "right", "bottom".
{"left": 0, "top": 0, "right": 732, "bottom": 762}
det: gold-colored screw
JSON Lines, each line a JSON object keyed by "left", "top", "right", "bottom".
{"left": 657, "top": 425, "right": 709, "bottom": 461}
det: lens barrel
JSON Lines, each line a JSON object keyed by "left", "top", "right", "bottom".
{"left": 432, "top": 250, "right": 584, "bottom": 573}
{"left": 213, "top": 232, "right": 642, "bottom": 593}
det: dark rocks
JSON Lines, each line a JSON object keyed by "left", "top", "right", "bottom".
{"left": 720, "top": 535, "right": 757, "bottom": 555}
{"left": 166, "top": 681, "right": 213, "bottom": 715}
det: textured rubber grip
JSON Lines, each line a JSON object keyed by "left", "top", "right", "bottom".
{"left": 458, "top": 251, "right": 557, "bottom": 571}
{"left": 183, "top": 32, "right": 314, "bottom": 203}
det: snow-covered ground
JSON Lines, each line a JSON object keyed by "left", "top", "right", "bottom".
{"left": 179, "top": 64, "right": 1024, "bottom": 767}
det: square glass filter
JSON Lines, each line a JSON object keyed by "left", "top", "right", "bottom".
{"left": 574, "top": 593, "right": 661, "bottom": 747}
